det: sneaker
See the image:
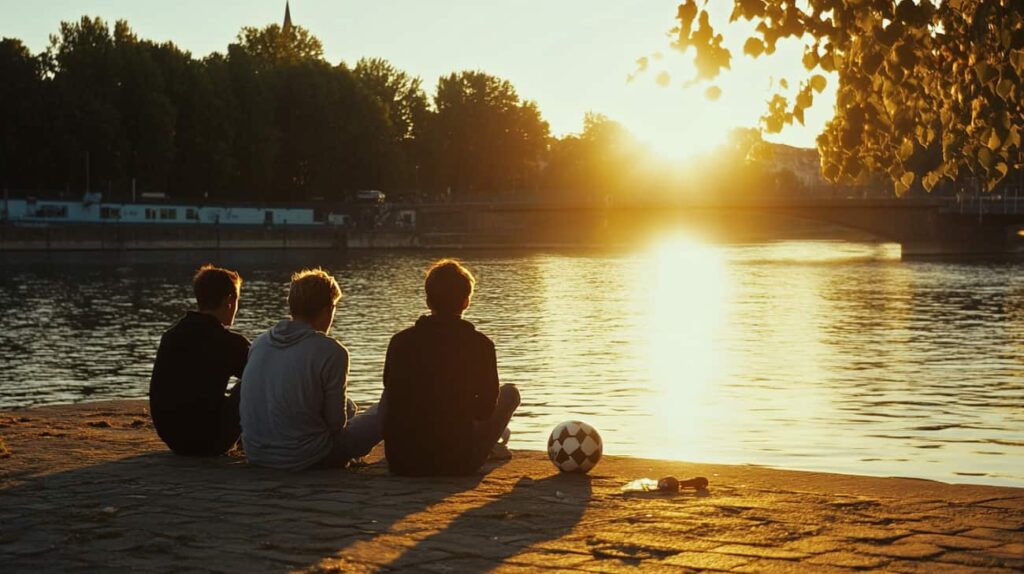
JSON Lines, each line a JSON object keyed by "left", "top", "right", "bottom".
{"left": 499, "top": 427, "right": 511, "bottom": 446}
{"left": 488, "top": 442, "right": 512, "bottom": 461}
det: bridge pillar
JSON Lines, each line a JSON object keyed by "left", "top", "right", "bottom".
{"left": 899, "top": 214, "right": 1024, "bottom": 258}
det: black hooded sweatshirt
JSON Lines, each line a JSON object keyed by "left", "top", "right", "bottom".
{"left": 149, "top": 311, "right": 249, "bottom": 454}
{"left": 382, "top": 315, "right": 499, "bottom": 475}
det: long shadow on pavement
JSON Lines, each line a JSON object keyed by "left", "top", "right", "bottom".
{"left": 384, "top": 473, "right": 594, "bottom": 573}
{"left": 0, "top": 450, "right": 500, "bottom": 572}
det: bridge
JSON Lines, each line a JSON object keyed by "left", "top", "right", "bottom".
{"left": 411, "top": 196, "right": 1024, "bottom": 258}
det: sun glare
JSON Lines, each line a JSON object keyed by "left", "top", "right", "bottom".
{"left": 642, "top": 234, "right": 731, "bottom": 460}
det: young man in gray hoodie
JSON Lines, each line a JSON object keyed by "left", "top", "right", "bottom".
{"left": 240, "top": 268, "right": 382, "bottom": 470}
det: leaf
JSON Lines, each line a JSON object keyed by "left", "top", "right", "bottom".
{"left": 1012, "top": 49, "right": 1024, "bottom": 75}
{"left": 704, "top": 85, "right": 722, "bottom": 101}
{"left": 1008, "top": 125, "right": 1022, "bottom": 150}
{"left": 802, "top": 49, "right": 818, "bottom": 71}
{"left": 974, "top": 62, "right": 998, "bottom": 85}
{"left": 900, "top": 171, "right": 915, "bottom": 189}
{"left": 743, "top": 37, "right": 765, "bottom": 58}
{"left": 793, "top": 106, "right": 805, "bottom": 125}
{"left": 862, "top": 51, "right": 885, "bottom": 75}
{"left": 656, "top": 71, "right": 671, "bottom": 87}
{"left": 779, "top": 78, "right": 789, "bottom": 90}
{"left": 978, "top": 146, "right": 995, "bottom": 169}
{"left": 810, "top": 74, "right": 827, "bottom": 93}
{"left": 795, "top": 89, "right": 813, "bottom": 110}
{"left": 922, "top": 171, "right": 941, "bottom": 192}
{"left": 996, "top": 78, "right": 1014, "bottom": 99}
{"left": 819, "top": 52, "right": 835, "bottom": 72}
{"left": 894, "top": 171, "right": 915, "bottom": 196}
{"left": 987, "top": 129, "right": 1003, "bottom": 151}
{"left": 988, "top": 162, "right": 1009, "bottom": 191}
{"left": 898, "top": 138, "right": 915, "bottom": 161}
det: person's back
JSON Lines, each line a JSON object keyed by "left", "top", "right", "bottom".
{"left": 383, "top": 259, "right": 520, "bottom": 476}
{"left": 150, "top": 265, "right": 249, "bottom": 456}
{"left": 240, "top": 268, "right": 383, "bottom": 470}
{"left": 241, "top": 320, "right": 348, "bottom": 470}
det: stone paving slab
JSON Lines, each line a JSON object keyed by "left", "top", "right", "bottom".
{"left": 0, "top": 400, "right": 1021, "bottom": 573}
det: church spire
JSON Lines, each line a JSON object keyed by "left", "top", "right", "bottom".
{"left": 283, "top": 1, "right": 293, "bottom": 33}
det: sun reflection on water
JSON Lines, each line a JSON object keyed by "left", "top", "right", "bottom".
{"left": 641, "top": 234, "right": 729, "bottom": 461}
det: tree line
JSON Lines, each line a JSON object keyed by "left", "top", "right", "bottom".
{"left": 0, "top": 16, "right": 810, "bottom": 204}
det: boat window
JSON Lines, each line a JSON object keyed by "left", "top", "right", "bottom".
{"left": 37, "top": 205, "right": 68, "bottom": 218}
{"left": 159, "top": 208, "right": 177, "bottom": 220}
{"left": 145, "top": 208, "right": 157, "bottom": 220}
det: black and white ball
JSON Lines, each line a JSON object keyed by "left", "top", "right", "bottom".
{"left": 547, "top": 420, "right": 603, "bottom": 473}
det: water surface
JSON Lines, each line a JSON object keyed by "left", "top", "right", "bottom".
{"left": 1, "top": 239, "right": 1021, "bottom": 486}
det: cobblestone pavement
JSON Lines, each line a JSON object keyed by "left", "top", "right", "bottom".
{"left": 1, "top": 401, "right": 1022, "bottom": 573}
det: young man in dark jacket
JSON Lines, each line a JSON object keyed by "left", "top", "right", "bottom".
{"left": 149, "top": 265, "right": 249, "bottom": 456}
{"left": 382, "top": 259, "right": 520, "bottom": 476}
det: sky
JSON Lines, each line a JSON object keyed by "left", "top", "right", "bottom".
{"left": 0, "top": 0, "right": 837, "bottom": 159}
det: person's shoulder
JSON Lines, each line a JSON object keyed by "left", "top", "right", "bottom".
{"left": 312, "top": 332, "right": 349, "bottom": 359}
{"left": 223, "top": 327, "right": 251, "bottom": 348}
{"left": 467, "top": 323, "right": 495, "bottom": 349}
{"left": 390, "top": 324, "right": 418, "bottom": 345}
{"left": 246, "top": 330, "right": 269, "bottom": 352}
{"left": 160, "top": 313, "right": 188, "bottom": 335}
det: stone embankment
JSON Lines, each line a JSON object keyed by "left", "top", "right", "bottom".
{"left": 1, "top": 401, "right": 1021, "bottom": 572}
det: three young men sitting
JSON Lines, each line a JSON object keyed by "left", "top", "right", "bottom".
{"left": 149, "top": 259, "right": 519, "bottom": 475}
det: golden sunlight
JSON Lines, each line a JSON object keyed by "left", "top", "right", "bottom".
{"left": 642, "top": 234, "right": 730, "bottom": 460}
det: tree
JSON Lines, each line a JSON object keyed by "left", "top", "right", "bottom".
{"left": 353, "top": 57, "right": 428, "bottom": 142}
{"left": 426, "top": 71, "right": 550, "bottom": 199}
{"left": 544, "top": 113, "right": 639, "bottom": 201}
{"left": 112, "top": 21, "right": 177, "bottom": 196}
{"left": 353, "top": 58, "right": 431, "bottom": 197}
{"left": 234, "top": 24, "right": 324, "bottom": 67}
{"left": 48, "top": 17, "right": 127, "bottom": 194}
{"left": 0, "top": 39, "right": 47, "bottom": 190}
{"left": 664, "top": 0, "right": 1024, "bottom": 194}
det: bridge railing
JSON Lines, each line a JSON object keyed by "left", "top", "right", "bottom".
{"left": 948, "top": 191, "right": 1024, "bottom": 215}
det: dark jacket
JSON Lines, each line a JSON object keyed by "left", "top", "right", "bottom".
{"left": 382, "top": 315, "right": 499, "bottom": 475}
{"left": 149, "top": 311, "right": 249, "bottom": 454}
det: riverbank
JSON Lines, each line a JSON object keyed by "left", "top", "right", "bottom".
{"left": 1, "top": 401, "right": 1021, "bottom": 572}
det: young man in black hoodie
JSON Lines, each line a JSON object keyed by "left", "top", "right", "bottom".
{"left": 149, "top": 264, "right": 249, "bottom": 456}
{"left": 382, "top": 259, "right": 520, "bottom": 476}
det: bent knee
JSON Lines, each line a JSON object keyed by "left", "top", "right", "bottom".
{"left": 500, "top": 383, "right": 521, "bottom": 408}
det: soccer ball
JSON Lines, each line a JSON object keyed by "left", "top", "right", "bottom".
{"left": 547, "top": 420, "right": 603, "bottom": 473}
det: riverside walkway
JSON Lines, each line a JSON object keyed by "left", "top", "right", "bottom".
{"left": 1, "top": 400, "right": 1021, "bottom": 573}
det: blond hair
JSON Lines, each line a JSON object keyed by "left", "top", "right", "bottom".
{"left": 288, "top": 267, "right": 341, "bottom": 319}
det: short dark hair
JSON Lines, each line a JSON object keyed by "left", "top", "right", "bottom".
{"left": 288, "top": 268, "right": 342, "bottom": 319}
{"left": 425, "top": 259, "right": 475, "bottom": 315}
{"left": 193, "top": 264, "right": 241, "bottom": 310}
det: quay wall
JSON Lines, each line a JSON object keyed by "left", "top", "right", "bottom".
{"left": 0, "top": 224, "right": 347, "bottom": 251}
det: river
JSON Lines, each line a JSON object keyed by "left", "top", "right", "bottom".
{"left": 1, "top": 238, "right": 1021, "bottom": 486}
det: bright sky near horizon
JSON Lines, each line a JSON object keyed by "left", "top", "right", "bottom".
{"left": 0, "top": 0, "right": 837, "bottom": 159}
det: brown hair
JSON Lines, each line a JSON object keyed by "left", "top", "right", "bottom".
{"left": 193, "top": 264, "right": 241, "bottom": 310}
{"left": 425, "top": 259, "right": 475, "bottom": 315}
{"left": 288, "top": 267, "right": 342, "bottom": 319}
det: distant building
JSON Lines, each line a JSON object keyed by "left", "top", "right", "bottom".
{"left": 764, "top": 144, "right": 829, "bottom": 190}
{"left": 283, "top": 1, "right": 293, "bottom": 33}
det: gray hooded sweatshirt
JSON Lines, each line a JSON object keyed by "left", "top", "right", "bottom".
{"left": 240, "top": 320, "right": 348, "bottom": 470}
